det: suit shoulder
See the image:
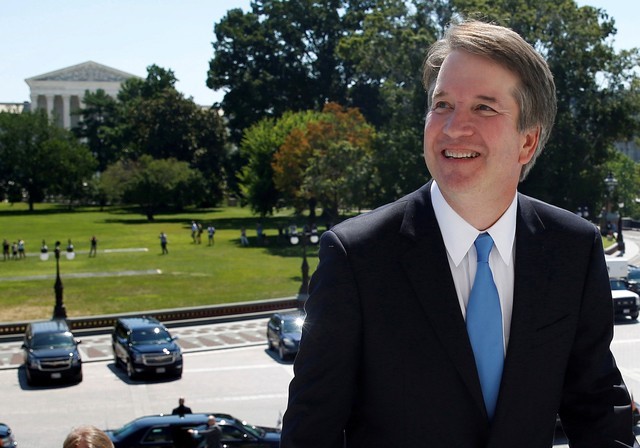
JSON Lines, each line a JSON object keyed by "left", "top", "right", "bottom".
{"left": 520, "top": 194, "right": 599, "bottom": 236}
{"left": 329, "top": 186, "right": 430, "bottom": 249}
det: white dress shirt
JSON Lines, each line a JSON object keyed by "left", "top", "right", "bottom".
{"left": 430, "top": 181, "right": 517, "bottom": 352}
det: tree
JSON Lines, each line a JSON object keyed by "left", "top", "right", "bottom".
{"left": 603, "top": 150, "right": 640, "bottom": 221}
{"left": 101, "top": 155, "right": 206, "bottom": 220}
{"left": 90, "top": 64, "right": 230, "bottom": 206}
{"left": 238, "top": 109, "right": 321, "bottom": 217}
{"left": 207, "top": 1, "right": 348, "bottom": 143}
{"left": 272, "top": 102, "right": 377, "bottom": 221}
{"left": 0, "top": 111, "right": 96, "bottom": 210}
{"left": 72, "top": 89, "right": 120, "bottom": 172}
{"left": 338, "top": 0, "right": 438, "bottom": 203}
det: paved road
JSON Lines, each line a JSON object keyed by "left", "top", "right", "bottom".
{"left": 0, "top": 317, "right": 269, "bottom": 370}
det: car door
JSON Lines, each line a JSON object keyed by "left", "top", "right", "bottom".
{"left": 113, "top": 324, "right": 129, "bottom": 364}
{"left": 220, "top": 425, "right": 262, "bottom": 447}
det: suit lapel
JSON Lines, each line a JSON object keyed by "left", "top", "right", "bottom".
{"left": 399, "top": 183, "right": 487, "bottom": 416}
{"left": 491, "top": 194, "right": 550, "bottom": 425}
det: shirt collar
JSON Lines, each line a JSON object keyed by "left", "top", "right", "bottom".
{"left": 430, "top": 181, "right": 517, "bottom": 267}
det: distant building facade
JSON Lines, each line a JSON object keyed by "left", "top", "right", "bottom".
{"left": 25, "top": 61, "right": 139, "bottom": 129}
{"left": 615, "top": 140, "right": 640, "bottom": 163}
{"left": 0, "top": 102, "right": 29, "bottom": 114}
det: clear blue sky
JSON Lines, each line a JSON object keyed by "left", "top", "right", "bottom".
{"left": 0, "top": 0, "right": 637, "bottom": 106}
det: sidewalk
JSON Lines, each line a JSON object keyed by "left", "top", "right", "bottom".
{"left": 0, "top": 317, "right": 269, "bottom": 370}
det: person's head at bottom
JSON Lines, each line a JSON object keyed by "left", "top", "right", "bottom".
{"left": 63, "top": 425, "right": 114, "bottom": 448}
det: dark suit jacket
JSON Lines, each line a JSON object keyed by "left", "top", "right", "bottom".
{"left": 281, "top": 182, "right": 638, "bottom": 448}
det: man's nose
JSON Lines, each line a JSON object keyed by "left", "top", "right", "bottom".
{"left": 443, "top": 109, "right": 474, "bottom": 138}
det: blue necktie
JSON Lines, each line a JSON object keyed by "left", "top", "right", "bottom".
{"left": 466, "top": 233, "right": 504, "bottom": 419}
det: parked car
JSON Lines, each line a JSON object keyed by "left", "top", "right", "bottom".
{"left": 0, "top": 422, "right": 17, "bottom": 447}
{"left": 266, "top": 311, "right": 305, "bottom": 360}
{"left": 627, "top": 264, "right": 640, "bottom": 294}
{"left": 610, "top": 279, "right": 640, "bottom": 320}
{"left": 21, "top": 319, "right": 82, "bottom": 386}
{"left": 104, "top": 412, "right": 280, "bottom": 447}
{"left": 112, "top": 317, "right": 182, "bottom": 380}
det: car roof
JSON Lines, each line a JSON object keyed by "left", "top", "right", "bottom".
{"left": 275, "top": 311, "right": 305, "bottom": 320}
{"left": 28, "top": 319, "right": 70, "bottom": 333}
{"left": 118, "top": 317, "right": 163, "bottom": 329}
{"left": 116, "top": 413, "right": 241, "bottom": 430}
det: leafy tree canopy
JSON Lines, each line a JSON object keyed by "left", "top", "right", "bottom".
{"left": 0, "top": 111, "right": 96, "bottom": 210}
{"left": 210, "top": 0, "right": 640, "bottom": 216}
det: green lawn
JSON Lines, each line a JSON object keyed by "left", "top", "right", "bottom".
{"left": 0, "top": 203, "right": 322, "bottom": 322}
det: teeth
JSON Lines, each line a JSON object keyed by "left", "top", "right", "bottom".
{"left": 444, "top": 150, "right": 479, "bottom": 159}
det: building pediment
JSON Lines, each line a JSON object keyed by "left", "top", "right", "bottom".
{"left": 26, "top": 61, "right": 138, "bottom": 84}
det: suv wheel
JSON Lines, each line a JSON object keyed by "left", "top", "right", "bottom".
{"left": 126, "top": 360, "right": 137, "bottom": 380}
{"left": 25, "top": 369, "right": 35, "bottom": 386}
{"left": 278, "top": 344, "right": 287, "bottom": 361}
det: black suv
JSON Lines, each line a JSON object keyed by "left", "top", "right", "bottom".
{"left": 105, "top": 413, "right": 280, "bottom": 447}
{"left": 267, "top": 311, "right": 305, "bottom": 360}
{"left": 21, "top": 319, "right": 83, "bottom": 386}
{"left": 112, "top": 317, "right": 182, "bottom": 380}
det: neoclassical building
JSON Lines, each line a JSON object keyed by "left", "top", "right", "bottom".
{"left": 25, "top": 61, "right": 139, "bottom": 129}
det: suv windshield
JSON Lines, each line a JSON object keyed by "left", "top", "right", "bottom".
{"left": 610, "top": 279, "right": 628, "bottom": 291}
{"left": 282, "top": 317, "right": 304, "bottom": 333}
{"left": 130, "top": 328, "right": 173, "bottom": 345}
{"left": 31, "top": 332, "right": 75, "bottom": 349}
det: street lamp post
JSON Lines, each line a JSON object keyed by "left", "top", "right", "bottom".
{"left": 603, "top": 172, "right": 618, "bottom": 236}
{"left": 52, "top": 240, "right": 75, "bottom": 320}
{"left": 290, "top": 225, "right": 319, "bottom": 308}
{"left": 52, "top": 241, "right": 66, "bottom": 319}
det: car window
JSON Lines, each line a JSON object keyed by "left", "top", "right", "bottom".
{"left": 130, "top": 328, "right": 172, "bottom": 345}
{"left": 611, "top": 280, "right": 628, "bottom": 291}
{"left": 31, "top": 332, "right": 75, "bottom": 349}
{"left": 143, "top": 426, "right": 171, "bottom": 443}
{"left": 221, "top": 426, "right": 248, "bottom": 441}
{"left": 282, "top": 317, "right": 304, "bottom": 333}
{"left": 629, "top": 269, "right": 640, "bottom": 280}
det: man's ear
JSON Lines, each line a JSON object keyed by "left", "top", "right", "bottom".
{"left": 519, "top": 126, "right": 540, "bottom": 165}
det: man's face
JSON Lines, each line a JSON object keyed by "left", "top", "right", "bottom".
{"left": 423, "top": 50, "right": 538, "bottom": 206}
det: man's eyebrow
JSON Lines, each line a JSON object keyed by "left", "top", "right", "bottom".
{"left": 431, "top": 90, "right": 500, "bottom": 104}
{"left": 476, "top": 94, "right": 499, "bottom": 104}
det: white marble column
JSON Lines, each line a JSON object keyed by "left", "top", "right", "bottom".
{"left": 46, "top": 95, "right": 54, "bottom": 120}
{"left": 62, "top": 95, "right": 71, "bottom": 129}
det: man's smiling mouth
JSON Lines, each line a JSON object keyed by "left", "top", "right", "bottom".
{"left": 443, "top": 150, "right": 479, "bottom": 159}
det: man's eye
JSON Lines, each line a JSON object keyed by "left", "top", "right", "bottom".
{"left": 477, "top": 104, "right": 497, "bottom": 113}
{"left": 433, "top": 101, "right": 450, "bottom": 110}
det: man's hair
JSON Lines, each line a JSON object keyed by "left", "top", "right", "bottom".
{"left": 63, "top": 425, "right": 114, "bottom": 448}
{"left": 422, "top": 20, "right": 557, "bottom": 181}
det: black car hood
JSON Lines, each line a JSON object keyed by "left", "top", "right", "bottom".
{"left": 131, "top": 342, "right": 179, "bottom": 354}
{"left": 282, "top": 332, "right": 302, "bottom": 342}
{"left": 29, "top": 347, "right": 76, "bottom": 358}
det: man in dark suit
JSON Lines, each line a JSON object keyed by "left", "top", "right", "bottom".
{"left": 172, "top": 397, "right": 193, "bottom": 416}
{"left": 281, "top": 19, "right": 639, "bottom": 447}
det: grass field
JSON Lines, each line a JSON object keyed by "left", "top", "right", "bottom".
{"left": 0, "top": 202, "right": 322, "bottom": 323}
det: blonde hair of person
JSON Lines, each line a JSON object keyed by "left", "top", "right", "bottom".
{"left": 63, "top": 425, "right": 114, "bottom": 448}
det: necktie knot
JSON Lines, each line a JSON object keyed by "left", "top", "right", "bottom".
{"left": 475, "top": 233, "right": 493, "bottom": 263}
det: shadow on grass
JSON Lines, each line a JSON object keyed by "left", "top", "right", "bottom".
{"left": 0, "top": 205, "right": 79, "bottom": 216}
{"left": 231, "top": 235, "right": 321, "bottom": 260}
